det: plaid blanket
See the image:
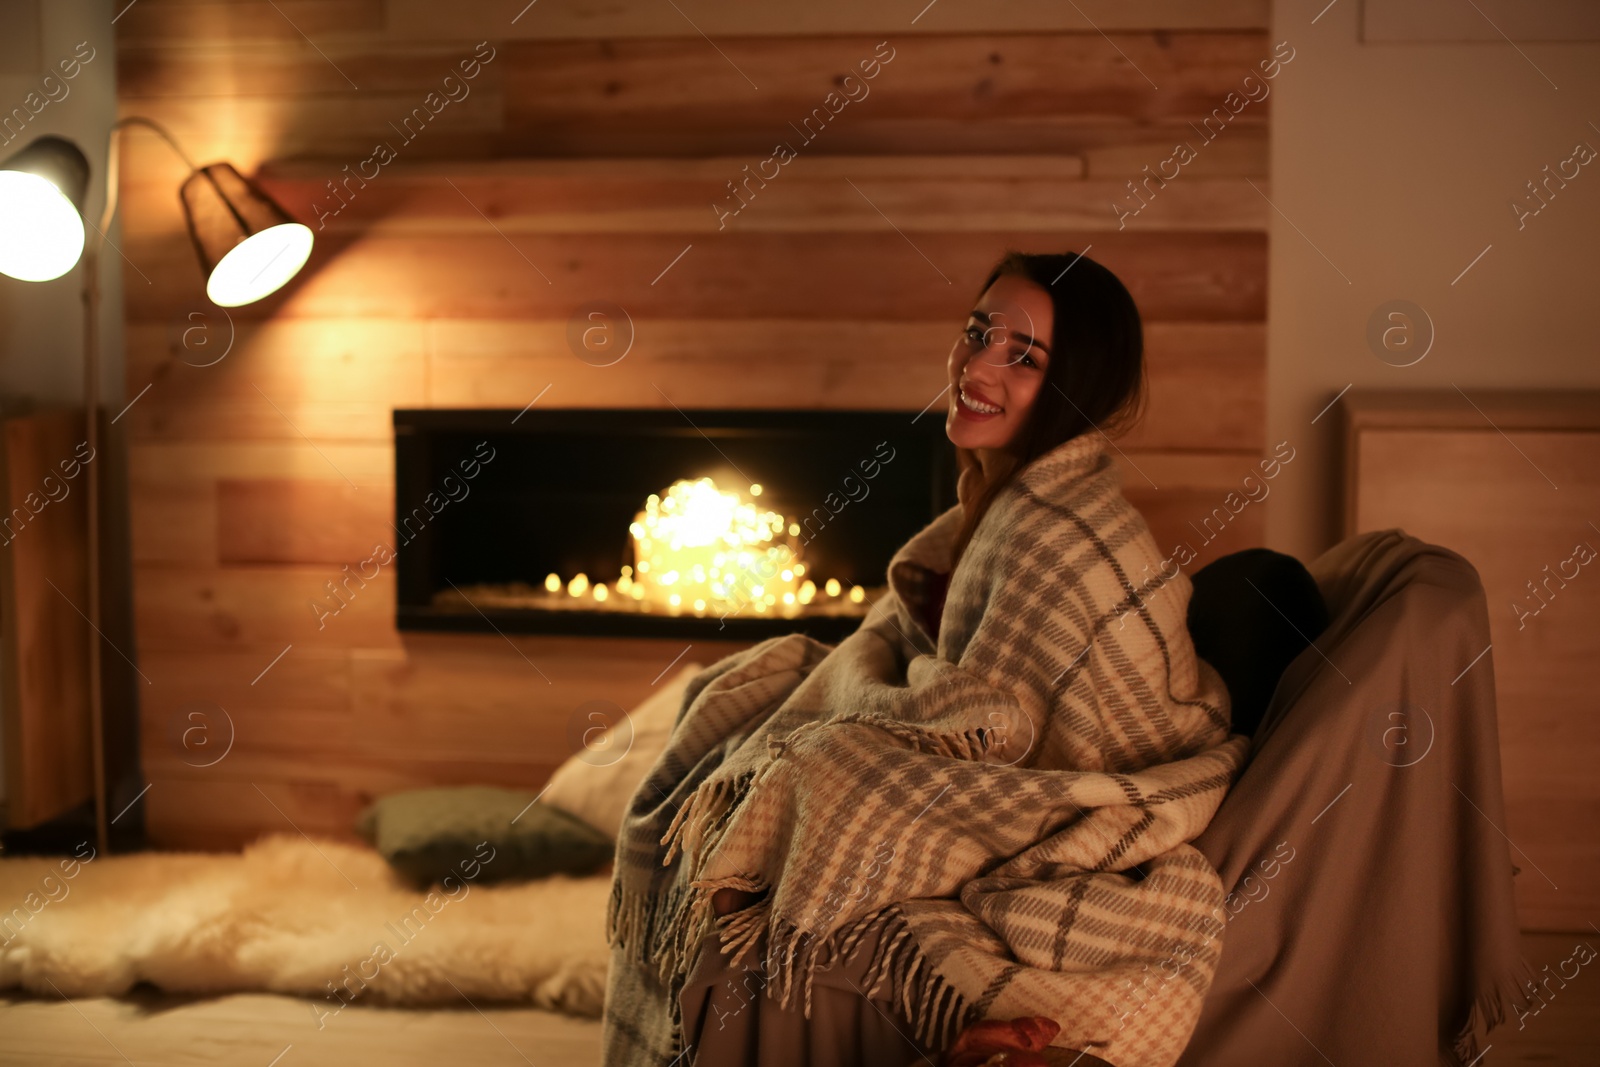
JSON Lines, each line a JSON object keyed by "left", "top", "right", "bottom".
{"left": 603, "top": 432, "right": 1251, "bottom": 1067}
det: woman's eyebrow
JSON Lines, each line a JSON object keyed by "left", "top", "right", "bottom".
{"left": 971, "top": 309, "right": 1051, "bottom": 355}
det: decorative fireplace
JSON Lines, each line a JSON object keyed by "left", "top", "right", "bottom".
{"left": 394, "top": 409, "right": 957, "bottom": 640}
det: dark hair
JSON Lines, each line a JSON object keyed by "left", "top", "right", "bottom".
{"left": 948, "top": 249, "right": 1147, "bottom": 567}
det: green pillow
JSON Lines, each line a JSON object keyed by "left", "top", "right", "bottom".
{"left": 356, "top": 786, "right": 614, "bottom": 886}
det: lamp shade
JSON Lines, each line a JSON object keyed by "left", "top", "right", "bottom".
{"left": 0, "top": 135, "right": 90, "bottom": 282}
{"left": 179, "top": 162, "right": 313, "bottom": 307}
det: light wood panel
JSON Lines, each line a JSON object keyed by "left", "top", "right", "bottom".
{"left": 115, "top": 14, "right": 1275, "bottom": 849}
{"left": 0, "top": 411, "right": 94, "bottom": 830}
{"left": 122, "top": 162, "right": 1264, "bottom": 235}
{"left": 122, "top": 229, "right": 1267, "bottom": 324}
{"left": 1343, "top": 390, "right": 1600, "bottom": 932}
{"left": 388, "top": 0, "right": 1273, "bottom": 38}
{"left": 122, "top": 317, "right": 1260, "bottom": 451}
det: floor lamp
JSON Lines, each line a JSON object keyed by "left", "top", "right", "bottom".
{"left": 0, "top": 119, "right": 315, "bottom": 852}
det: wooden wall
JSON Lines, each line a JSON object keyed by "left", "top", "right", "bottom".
{"left": 114, "top": 1, "right": 1275, "bottom": 847}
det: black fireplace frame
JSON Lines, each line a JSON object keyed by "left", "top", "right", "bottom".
{"left": 393, "top": 407, "right": 958, "bottom": 641}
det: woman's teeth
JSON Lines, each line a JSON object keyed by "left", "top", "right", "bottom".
{"left": 959, "top": 387, "right": 1003, "bottom": 415}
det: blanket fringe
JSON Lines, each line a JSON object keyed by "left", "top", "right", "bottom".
{"left": 858, "top": 904, "right": 974, "bottom": 1051}
{"left": 1450, "top": 951, "right": 1546, "bottom": 1065}
{"left": 662, "top": 770, "right": 755, "bottom": 868}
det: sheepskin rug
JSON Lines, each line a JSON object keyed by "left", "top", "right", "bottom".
{"left": 0, "top": 833, "right": 610, "bottom": 1017}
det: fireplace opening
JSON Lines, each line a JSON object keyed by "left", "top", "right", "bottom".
{"left": 394, "top": 409, "right": 957, "bottom": 640}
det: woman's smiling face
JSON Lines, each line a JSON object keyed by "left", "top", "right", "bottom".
{"left": 945, "top": 273, "right": 1055, "bottom": 452}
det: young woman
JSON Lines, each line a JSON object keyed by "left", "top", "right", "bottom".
{"left": 604, "top": 251, "right": 1250, "bottom": 1067}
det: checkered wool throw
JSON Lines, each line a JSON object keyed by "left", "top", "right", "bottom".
{"left": 604, "top": 432, "right": 1252, "bottom": 1067}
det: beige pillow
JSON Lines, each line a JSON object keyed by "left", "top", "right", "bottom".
{"left": 540, "top": 662, "right": 705, "bottom": 838}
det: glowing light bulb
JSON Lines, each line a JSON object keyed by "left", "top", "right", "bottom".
{"left": 825, "top": 578, "right": 841, "bottom": 597}
{"left": 0, "top": 171, "right": 85, "bottom": 282}
{"left": 544, "top": 573, "right": 561, "bottom": 593}
{"left": 849, "top": 585, "right": 865, "bottom": 603}
{"left": 568, "top": 573, "right": 589, "bottom": 597}
{"left": 206, "top": 222, "right": 314, "bottom": 307}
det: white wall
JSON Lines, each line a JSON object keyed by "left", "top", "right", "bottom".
{"left": 1266, "top": 1, "right": 1600, "bottom": 562}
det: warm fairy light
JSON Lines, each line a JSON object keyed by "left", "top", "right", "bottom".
{"left": 629, "top": 476, "right": 804, "bottom": 614}
{"left": 523, "top": 482, "right": 875, "bottom": 619}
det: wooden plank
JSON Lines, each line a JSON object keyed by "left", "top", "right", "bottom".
{"left": 121, "top": 319, "right": 427, "bottom": 393}
{"left": 1349, "top": 414, "right": 1600, "bottom": 932}
{"left": 388, "top": 0, "right": 1272, "bottom": 38}
{"left": 500, "top": 33, "right": 1276, "bottom": 157}
{"left": 1132, "top": 488, "right": 1267, "bottom": 571}
{"left": 129, "top": 483, "right": 216, "bottom": 564}
{"left": 0, "top": 411, "right": 94, "bottom": 829}
{"left": 112, "top": 0, "right": 385, "bottom": 46}
{"left": 350, "top": 642, "right": 674, "bottom": 760}
{"left": 113, "top": 93, "right": 504, "bottom": 174}
{"left": 133, "top": 564, "right": 399, "bottom": 651}
{"left": 141, "top": 647, "right": 353, "bottom": 712}
{"left": 148, "top": 167, "right": 1263, "bottom": 236}
{"left": 129, "top": 443, "right": 393, "bottom": 488}
{"left": 217, "top": 480, "right": 395, "bottom": 566}
{"left": 140, "top": 707, "right": 359, "bottom": 779}
{"left": 118, "top": 315, "right": 1257, "bottom": 449}
{"left": 424, "top": 319, "right": 1263, "bottom": 452}
{"left": 116, "top": 41, "right": 508, "bottom": 97}
{"left": 143, "top": 776, "right": 365, "bottom": 849}
{"left": 119, "top": 231, "right": 1267, "bottom": 324}
{"left": 120, "top": 318, "right": 426, "bottom": 444}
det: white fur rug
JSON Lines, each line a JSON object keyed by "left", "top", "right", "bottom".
{"left": 0, "top": 834, "right": 610, "bottom": 1017}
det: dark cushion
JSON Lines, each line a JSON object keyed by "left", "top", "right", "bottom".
{"left": 356, "top": 785, "right": 615, "bottom": 887}
{"left": 1186, "top": 548, "right": 1331, "bottom": 739}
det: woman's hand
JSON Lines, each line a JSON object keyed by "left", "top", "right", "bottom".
{"left": 940, "top": 1016, "right": 1060, "bottom": 1066}
{"left": 711, "top": 886, "right": 762, "bottom": 916}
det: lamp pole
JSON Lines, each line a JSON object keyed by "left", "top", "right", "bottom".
{"left": 77, "top": 122, "right": 130, "bottom": 856}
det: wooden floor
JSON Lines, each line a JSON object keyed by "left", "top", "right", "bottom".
{"left": 0, "top": 934, "right": 1592, "bottom": 1065}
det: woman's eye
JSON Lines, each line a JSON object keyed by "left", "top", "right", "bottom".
{"left": 1016, "top": 351, "right": 1037, "bottom": 368}
{"left": 964, "top": 326, "right": 985, "bottom": 346}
